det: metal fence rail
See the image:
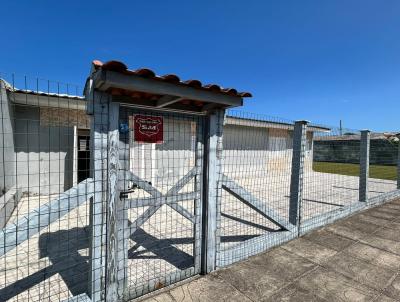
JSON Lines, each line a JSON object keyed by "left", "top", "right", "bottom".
{"left": 0, "top": 73, "right": 399, "bottom": 302}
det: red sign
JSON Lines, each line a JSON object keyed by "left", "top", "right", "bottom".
{"left": 134, "top": 115, "right": 163, "bottom": 143}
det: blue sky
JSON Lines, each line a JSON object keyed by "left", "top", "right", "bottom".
{"left": 0, "top": 1, "right": 399, "bottom": 131}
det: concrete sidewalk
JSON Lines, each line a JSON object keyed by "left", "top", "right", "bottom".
{"left": 139, "top": 198, "right": 400, "bottom": 302}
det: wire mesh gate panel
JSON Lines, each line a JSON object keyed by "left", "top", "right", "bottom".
{"left": 118, "top": 107, "right": 204, "bottom": 299}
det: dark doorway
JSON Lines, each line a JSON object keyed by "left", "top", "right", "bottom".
{"left": 77, "top": 129, "right": 90, "bottom": 183}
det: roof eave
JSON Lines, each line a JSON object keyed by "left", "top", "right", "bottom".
{"left": 91, "top": 69, "right": 243, "bottom": 109}
{"left": 225, "top": 116, "right": 331, "bottom": 132}
{"left": 8, "top": 91, "right": 86, "bottom": 110}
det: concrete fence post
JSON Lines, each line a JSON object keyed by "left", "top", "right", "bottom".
{"left": 88, "top": 90, "right": 109, "bottom": 302}
{"left": 201, "top": 109, "right": 224, "bottom": 274}
{"left": 106, "top": 101, "right": 127, "bottom": 301}
{"left": 289, "top": 120, "right": 308, "bottom": 226}
{"left": 87, "top": 89, "right": 126, "bottom": 302}
{"left": 359, "top": 130, "right": 370, "bottom": 202}
{"left": 397, "top": 135, "right": 400, "bottom": 189}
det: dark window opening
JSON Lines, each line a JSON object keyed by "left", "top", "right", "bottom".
{"left": 77, "top": 130, "right": 90, "bottom": 183}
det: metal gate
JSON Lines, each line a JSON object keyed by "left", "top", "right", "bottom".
{"left": 119, "top": 107, "right": 204, "bottom": 299}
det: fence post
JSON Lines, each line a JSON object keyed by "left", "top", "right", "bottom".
{"left": 87, "top": 88, "right": 126, "bottom": 301}
{"left": 359, "top": 130, "right": 370, "bottom": 202}
{"left": 201, "top": 109, "right": 224, "bottom": 274}
{"left": 397, "top": 135, "right": 400, "bottom": 189}
{"left": 194, "top": 118, "right": 204, "bottom": 271}
{"left": 106, "top": 101, "right": 127, "bottom": 301}
{"left": 289, "top": 120, "right": 308, "bottom": 227}
{"left": 88, "top": 90, "right": 109, "bottom": 302}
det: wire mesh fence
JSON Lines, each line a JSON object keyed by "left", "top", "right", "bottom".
{"left": 217, "top": 111, "right": 399, "bottom": 265}
{"left": 0, "top": 72, "right": 399, "bottom": 301}
{"left": 217, "top": 111, "right": 295, "bottom": 266}
{"left": 0, "top": 73, "right": 91, "bottom": 302}
{"left": 368, "top": 133, "right": 399, "bottom": 196}
{"left": 300, "top": 126, "right": 364, "bottom": 233}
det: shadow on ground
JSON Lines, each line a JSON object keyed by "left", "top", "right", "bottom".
{"left": 0, "top": 227, "right": 89, "bottom": 302}
{"left": 0, "top": 212, "right": 273, "bottom": 301}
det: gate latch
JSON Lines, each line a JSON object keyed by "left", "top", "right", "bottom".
{"left": 120, "top": 181, "right": 152, "bottom": 199}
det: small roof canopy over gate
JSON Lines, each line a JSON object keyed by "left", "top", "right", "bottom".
{"left": 85, "top": 60, "right": 252, "bottom": 112}
{"left": 82, "top": 59, "right": 252, "bottom": 301}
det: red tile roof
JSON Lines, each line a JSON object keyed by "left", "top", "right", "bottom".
{"left": 92, "top": 60, "right": 252, "bottom": 98}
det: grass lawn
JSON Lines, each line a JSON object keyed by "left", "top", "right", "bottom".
{"left": 313, "top": 161, "right": 398, "bottom": 181}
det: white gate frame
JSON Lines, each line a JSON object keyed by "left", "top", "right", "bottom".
{"left": 86, "top": 95, "right": 220, "bottom": 301}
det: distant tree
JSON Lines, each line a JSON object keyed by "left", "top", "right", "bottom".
{"left": 387, "top": 135, "right": 399, "bottom": 146}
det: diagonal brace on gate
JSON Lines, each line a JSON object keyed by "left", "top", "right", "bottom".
{"left": 221, "top": 174, "right": 293, "bottom": 231}
{"left": 121, "top": 167, "right": 199, "bottom": 235}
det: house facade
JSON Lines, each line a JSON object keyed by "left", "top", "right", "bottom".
{"left": 0, "top": 80, "right": 89, "bottom": 195}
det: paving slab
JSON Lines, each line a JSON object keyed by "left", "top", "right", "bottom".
{"left": 242, "top": 247, "right": 317, "bottom": 282}
{"left": 363, "top": 208, "right": 399, "bottom": 221}
{"left": 390, "top": 199, "right": 400, "bottom": 205}
{"left": 302, "top": 228, "right": 356, "bottom": 252}
{"left": 384, "top": 221, "right": 400, "bottom": 230}
{"left": 359, "top": 234, "right": 400, "bottom": 256}
{"left": 380, "top": 203, "right": 400, "bottom": 210}
{"left": 295, "top": 267, "right": 380, "bottom": 302}
{"left": 141, "top": 274, "right": 252, "bottom": 302}
{"left": 343, "top": 242, "right": 400, "bottom": 271}
{"left": 269, "top": 282, "right": 327, "bottom": 302}
{"left": 372, "top": 209, "right": 400, "bottom": 221}
{"left": 383, "top": 274, "right": 400, "bottom": 300}
{"left": 335, "top": 217, "right": 382, "bottom": 234}
{"left": 350, "top": 213, "right": 392, "bottom": 228}
{"left": 281, "top": 237, "right": 338, "bottom": 265}
{"left": 214, "top": 260, "right": 290, "bottom": 301}
{"left": 372, "top": 295, "right": 398, "bottom": 302}
{"left": 322, "top": 251, "right": 396, "bottom": 290}
{"left": 325, "top": 222, "right": 374, "bottom": 241}
{"left": 376, "top": 206, "right": 400, "bottom": 216}
{"left": 373, "top": 227, "right": 400, "bottom": 242}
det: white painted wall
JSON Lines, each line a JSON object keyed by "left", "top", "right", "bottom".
{"left": 0, "top": 82, "right": 16, "bottom": 195}
{"left": 13, "top": 105, "right": 75, "bottom": 195}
